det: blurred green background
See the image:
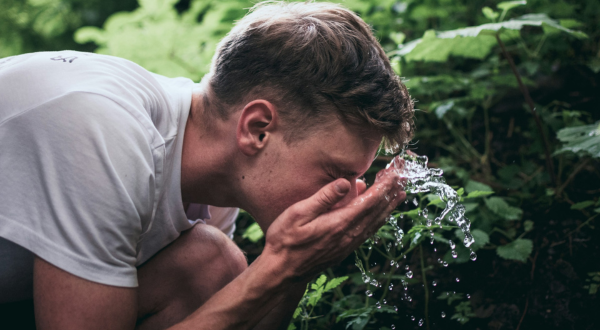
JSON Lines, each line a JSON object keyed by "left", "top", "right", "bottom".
{"left": 2, "top": 0, "right": 599, "bottom": 329}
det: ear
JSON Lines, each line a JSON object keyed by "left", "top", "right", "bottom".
{"left": 236, "top": 100, "right": 278, "bottom": 156}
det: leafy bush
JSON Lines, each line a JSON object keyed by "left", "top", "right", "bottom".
{"left": 3, "top": 0, "right": 598, "bottom": 329}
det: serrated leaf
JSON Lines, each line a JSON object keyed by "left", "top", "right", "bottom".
{"left": 456, "top": 187, "right": 464, "bottom": 196}
{"left": 496, "top": 238, "right": 533, "bottom": 262}
{"left": 484, "top": 197, "right": 523, "bottom": 220}
{"left": 554, "top": 122, "right": 600, "bottom": 158}
{"left": 324, "top": 276, "right": 349, "bottom": 292}
{"left": 571, "top": 201, "right": 595, "bottom": 210}
{"left": 465, "top": 180, "right": 493, "bottom": 193}
{"left": 292, "top": 307, "right": 301, "bottom": 319}
{"left": 312, "top": 274, "right": 327, "bottom": 290}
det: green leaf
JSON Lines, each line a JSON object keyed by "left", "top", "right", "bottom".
{"left": 497, "top": 1, "right": 527, "bottom": 12}
{"left": 242, "top": 222, "right": 264, "bottom": 242}
{"left": 496, "top": 238, "right": 533, "bottom": 262}
{"left": 482, "top": 7, "right": 499, "bottom": 21}
{"left": 435, "top": 100, "right": 454, "bottom": 118}
{"left": 471, "top": 229, "right": 490, "bottom": 249}
{"left": 463, "top": 190, "right": 495, "bottom": 199}
{"left": 312, "top": 274, "right": 327, "bottom": 290}
{"left": 398, "top": 13, "right": 587, "bottom": 62}
{"left": 465, "top": 180, "right": 493, "bottom": 193}
{"left": 571, "top": 201, "right": 595, "bottom": 210}
{"left": 456, "top": 187, "right": 465, "bottom": 196}
{"left": 324, "top": 276, "right": 349, "bottom": 292}
{"left": 484, "top": 197, "right": 523, "bottom": 220}
{"left": 287, "top": 323, "right": 297, "bottom": 330}
{"left": 524, "top": 220, "right": 534, "bottom": 232}
{"left": 554, "top": 122, "right": 600, "bottom": 158}
{"left": 292, "top": 307, "right": 301, "bottom": 319}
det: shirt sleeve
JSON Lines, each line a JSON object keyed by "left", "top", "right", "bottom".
{"left": 206, "top": 206, "right": 239, "bottom": 239}
{"left": 0, "top": 92, "right": 156, "bottom": 287}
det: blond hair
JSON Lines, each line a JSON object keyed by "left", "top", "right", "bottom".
{"left": 207, "top": 1, "right": 414, "bottom": 151}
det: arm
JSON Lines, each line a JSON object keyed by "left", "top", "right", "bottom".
{"left": 34, "top": 258, "right": 137, "bottom": 330}
{"left": 171, "top": 168, "right": 405, "bottom": 329}
{"left": 34, "top": 167, "right": 405, "bottom": 330}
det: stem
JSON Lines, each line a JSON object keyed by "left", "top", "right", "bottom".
{"left": 556, "top": 158, "right": 590, "bottom": 197}
{"left": 495, "top": 34, "right": 557, "bottom": 186}
{"left": 420, "top": 244, "right": 430, "bottom": 330}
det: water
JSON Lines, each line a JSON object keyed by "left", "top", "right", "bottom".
{"left": 386, "top": 153, "right": 475, "bottom": 247}
{"left": 353, "top": 151, "right": 480, "bottom": 327}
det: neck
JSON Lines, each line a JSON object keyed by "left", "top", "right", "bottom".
{"left": 180, "top": 83, "right": 242, "bottom": 208}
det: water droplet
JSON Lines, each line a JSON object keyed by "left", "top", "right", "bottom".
{"left": 449, "top": 240, "right": 456, "bottom": 249}
{"left": 442, "top": 261, "right": 448, "bottom": 267}
{"left": 441, "top": 311, "right": 446, "bottom": 318}
{"left": 466, "top": 294, "right": 471, "bottom": 299}
{"left": 365, "top": 290, "right": 373, "bottom": 297}
{"left": 451, "top": 250, "right": 458, "bottom": 258}
{"left": 394, "top": 305, "right": 398, "bottom": 312}
{"left": 434, "top": 248, "right": 437, "bottom": 252}
{"left": 384, "top": 195, "right": 390, "bottom": 202}
{"left": 405, "top": 265, "right": 410, "bottom": 271}
{"left": 432, "top": 280, "right": 437, "bottom": 286}
{"left": 406, "top": 270, "right": 413, "bottom": 278}
{"left": 422, "top": 208, "right": 428, "bottom": 217}
{"left": 390, "top": 260, "right": 396, "bottom": 267}
{"left": 470, "top": 250, "right": 477, "bottom": 261}
{"left": 389, "top": 284, "right": 394, "bottom": 291}
{"left": 456, "top": 277, "right": 460, "bottom": 282}
{"left": 407, "top": 296, "right": 413, "bottom": 302}
{"left": 382, "top": 299, "right": 387, "bottom": 305}
{"left": 391, "top": 325, "right": 396, "bottom": 330}
{"left": 418, "top": 318, "right": 424, "bottom": 326}
{"left": 411, "top": 315, "right": 415, "bottom": 321}
{"left": 413, "top": 198, "right": 418, "bottom": 206}
{"left": 376, "top": 301, "right": 382, "bottom": 309}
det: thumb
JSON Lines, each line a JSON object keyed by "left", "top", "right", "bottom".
{"left": 295, "top": 179, "right": 351, "bottom": 222}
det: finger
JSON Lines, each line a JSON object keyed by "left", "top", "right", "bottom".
{"left": 292, "top": 178, "right": 351, "bottom": 224}
{"left": 356, "top": 179, "right": 367, "bottom": 195}
{"left": 333, "top": 168, "right": 402, "bottom": 230}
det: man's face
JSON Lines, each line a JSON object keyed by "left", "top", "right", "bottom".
{"left": 244, "top": 120, "right": 381, "bottom": 230}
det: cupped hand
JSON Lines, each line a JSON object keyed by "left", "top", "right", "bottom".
{"left": 261, "top": 165, "right": 407, "bottom": 282}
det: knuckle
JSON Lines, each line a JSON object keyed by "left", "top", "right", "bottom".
{"left": 317, "top": 191, "right": 337, "bottom": 207}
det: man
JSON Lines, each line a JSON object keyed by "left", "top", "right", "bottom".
{"left": 0, "top": 1, "right": 414, "bottom": 329}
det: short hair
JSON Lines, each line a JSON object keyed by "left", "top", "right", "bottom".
{"left": 207, "top": 0, "right": 414, "bottom": 152}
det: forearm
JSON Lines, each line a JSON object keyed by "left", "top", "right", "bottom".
{"left": 251, "top": 281, "right": 307, "bottom": 330}
{"left": 168, "top": 254, "right": 292, "bottom": 330}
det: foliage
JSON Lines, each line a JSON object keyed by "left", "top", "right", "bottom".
{"left": 554, "top": 122, "right": 600, "bottom": 158}
{"left": 3, "top": 0, "right": 599, "bottom": 329}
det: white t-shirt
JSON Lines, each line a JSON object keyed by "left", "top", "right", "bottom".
{"left": 0, "top": 51, "right": 238, "bottom": 297}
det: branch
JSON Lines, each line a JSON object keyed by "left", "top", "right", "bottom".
{"left": 495, "top": 34, "right": 557, "bottom": 186}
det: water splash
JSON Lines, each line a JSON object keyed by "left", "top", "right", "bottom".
{"left": 387, "top": 152, "right": 475, "bottom": 247}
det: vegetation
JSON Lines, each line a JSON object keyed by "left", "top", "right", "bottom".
{"left": 2, "top": 0, "right": 598, "bottom": 329}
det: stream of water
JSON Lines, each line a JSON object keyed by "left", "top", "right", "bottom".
{"left": 355, "top": 151, "right": 479, "bottom": 326}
